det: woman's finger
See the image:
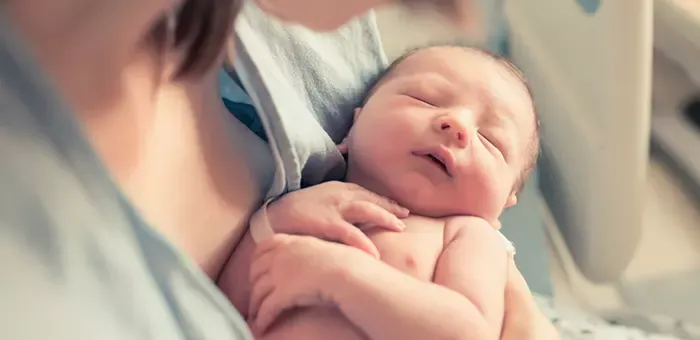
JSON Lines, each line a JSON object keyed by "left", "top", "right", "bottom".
{"left": 348, "top": 185, "right": 410, "bottom": 218}
{"left": 504, "top": 260, "right": 534, "bottom": 308}
{"left": 501, "top": 261, "right": 558, "bottom": 340}
{"left": 341, "top": 201, "right": 406, "bottom": 232}
{"left": 503, "top": 261, "right": 534, "bottom": 326}
{"left": 501, "top": 262, "right": 533, "bottom": 339}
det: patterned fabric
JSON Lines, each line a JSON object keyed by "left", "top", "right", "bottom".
{"left": 535, "top": 296, "right": 700, "bottom": 340}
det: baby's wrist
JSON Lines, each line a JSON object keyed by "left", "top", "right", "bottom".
{"left": 249, "top": 198, "right": 277, "bottom": 244}
{"left": 326, "top": 251, "right": 377, "bottom": 306}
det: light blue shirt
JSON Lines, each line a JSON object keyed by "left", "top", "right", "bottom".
{"left": 0, "top": 12, "right": 251, "bottom": 340}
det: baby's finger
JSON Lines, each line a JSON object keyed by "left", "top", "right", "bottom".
{"left": 254, "top": 296, "right": 286, "bottom": 336}
{"left": 341, "top": 201, "right": 406, "bottom": 232}
{"left": 251, "top": 234, "right": 288, "bottom": 260}
{"left": 337, "top": 141, "right": 349, "bottom": 154}
{"left": 249, "top": 275, "right": 275, "bottom": 320}
{"left": 250, "top": 246, "right": 276, "bottom": 284}
{"left": 348, "top": 185, "right": 410, "bottom": 218}
{"left": 324, "top": 220, "right": 379, "bottom": 258}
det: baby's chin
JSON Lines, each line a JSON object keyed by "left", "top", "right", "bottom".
{"left": 347, "top": 167, "right": 497, "bottom": 219}
{"left": 385, "top": 181, "right": 488, "bottom": 219}
{"left": 382, "top": 178, "right": 498, "bottom": 221}
{"left": 401, "top": 197, "right": 486, "bottom": 219}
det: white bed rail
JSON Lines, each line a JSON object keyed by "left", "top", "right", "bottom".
{"left": 505, "top": 0, "right": 653, "bottom": 283}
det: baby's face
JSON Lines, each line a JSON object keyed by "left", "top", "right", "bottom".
{"left": 345, "top": 47, "right": 535, "bottom": 222}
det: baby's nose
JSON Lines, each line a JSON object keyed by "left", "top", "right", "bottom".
{"left": 434, "top": 114, "right": 470, "bottom": 148}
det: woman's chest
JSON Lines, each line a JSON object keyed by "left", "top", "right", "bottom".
{"left": 113, "top": 83, "right": 275, "bottom": 278}
{"left": 367, "top": 216, "right": 447, "bottom": 281}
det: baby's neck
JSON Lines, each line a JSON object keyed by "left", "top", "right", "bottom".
{"left": 346, "top": 163, "right": 506, "bottom": 223}
{"left": 344, "top": 165, "right": 384, "bottom": 196}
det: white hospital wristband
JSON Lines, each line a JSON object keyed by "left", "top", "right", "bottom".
{"left": 249, "top": 198, "right": 276, "bottom": 244}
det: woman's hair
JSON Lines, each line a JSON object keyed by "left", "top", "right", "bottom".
{"left": 151, "top": 0, "right": 243, "bottom": 79}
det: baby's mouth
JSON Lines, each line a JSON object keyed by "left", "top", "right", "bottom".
{"left": 414, "top": 151, "right": 452, "bottom": 177}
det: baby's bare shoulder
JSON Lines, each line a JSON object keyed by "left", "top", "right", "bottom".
{"left": 443, "top": 216, "right": 493, "bottom": 240}
{"left": 443, "top": 216, "right": 514, "bottom": 255}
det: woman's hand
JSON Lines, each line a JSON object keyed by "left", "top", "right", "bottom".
{"left": 248, "top": 234, "right": 366, "bottom": 333}
{"left": 501, "top": 260, "right": 560, "bottom": 340}
{"left": 266, "top": 181, "right": 409, "bottom": 258}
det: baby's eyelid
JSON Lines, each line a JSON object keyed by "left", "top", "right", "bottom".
{"left": 408, "top": 94, "right": 435, "bottom": 107}
{"left": 479, "top": 131, "right": 507, "bottom": 157}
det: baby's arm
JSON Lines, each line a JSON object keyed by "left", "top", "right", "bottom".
{"left": 332, "top": 217, "right": 509, "bottom": 340}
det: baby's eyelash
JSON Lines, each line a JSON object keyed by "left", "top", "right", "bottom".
{"left": 478, "top": 131, "right": 494, "bottom": 145}
{"left": 407, "top": 94, "right": 435, "bottom": 107}
{"left": 479, "top": 132, "right": 506, "bottom": 157}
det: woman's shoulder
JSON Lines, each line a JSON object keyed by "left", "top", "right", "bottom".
{"left": 0, "top": 26, "right": 252, "bottom": 340}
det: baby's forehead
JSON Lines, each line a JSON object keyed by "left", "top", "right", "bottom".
{"left": 398, "top": 48, "right": 532, "bottom": 116}
{"left": 389, "top": 46, "right": 502, "bottom": 78}
{"left": 389, "top": 47, "right": 529, "bottom": 102}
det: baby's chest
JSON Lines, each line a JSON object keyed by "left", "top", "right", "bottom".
{"left": 366, "top": 217, "right": 447, "bottom": 282}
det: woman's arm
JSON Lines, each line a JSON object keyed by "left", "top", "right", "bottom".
{"left": 330, "top": 217, "right": 508, "bottom": 340}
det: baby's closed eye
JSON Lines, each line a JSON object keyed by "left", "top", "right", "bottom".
{"left": 477, "top": 131, "right": 506, "bottom": 159}
{"left": 405, "top": 93, "right": 436, "bottom": 107}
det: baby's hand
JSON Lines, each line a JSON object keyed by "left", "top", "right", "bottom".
{"left": 266, "top": 181, "right": 409, "bottom": 258}
{"left": 248, "top": 234, "right": 366, "bottom": 334}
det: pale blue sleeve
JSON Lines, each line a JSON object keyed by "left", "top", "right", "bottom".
{"left": 0, "top": 13, "right": 251, "bottom": 340}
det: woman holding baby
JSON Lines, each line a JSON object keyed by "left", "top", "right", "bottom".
{"left": 0, "top": 0, "right": 556, "bottom": 339}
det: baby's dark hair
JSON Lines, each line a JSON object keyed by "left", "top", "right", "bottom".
{"left": 362, "top": 43, "right": 540, "bottom": 195}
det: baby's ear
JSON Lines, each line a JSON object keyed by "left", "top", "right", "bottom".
{"left": 504, "top": 193, "right": 518, "bottom": 209}
{"left": 337, "top": 137, "right": 349, "bottom": 154}
{"left": 337, "top": 107, "right": 362, "bottom": 154}
{"left": 353, "top": 107, "right": 362, "bottom": 120}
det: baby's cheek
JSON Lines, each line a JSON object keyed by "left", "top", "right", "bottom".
{"left": 465, "top": 168, "right": 509, "bottom": 218}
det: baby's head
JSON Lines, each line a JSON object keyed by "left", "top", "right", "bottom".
{"left": 342, "top": 45, "right": 539, "bottom": 224}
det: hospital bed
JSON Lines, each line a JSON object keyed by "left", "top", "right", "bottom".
{"left": 506, "top": 0, "right": 652, "bottom": 286}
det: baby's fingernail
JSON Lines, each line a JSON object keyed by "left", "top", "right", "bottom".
{"left": 397, "top": 220, "right": 406, "bottom": 230}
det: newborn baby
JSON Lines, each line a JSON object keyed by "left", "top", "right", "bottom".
{"left": 220, "top": 44, "right": 539, "bottom": 340}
